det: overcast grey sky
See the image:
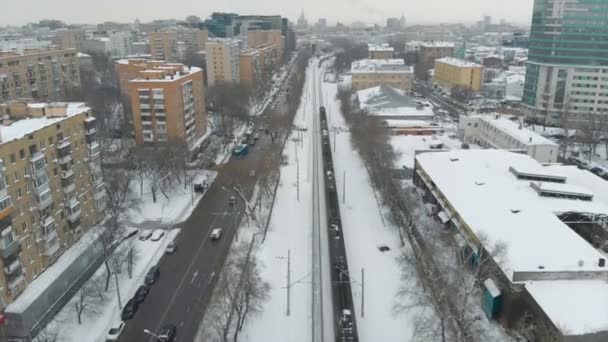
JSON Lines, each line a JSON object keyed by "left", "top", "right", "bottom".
{"left": 2, "top": 0, "right": 534, "bottom": 27}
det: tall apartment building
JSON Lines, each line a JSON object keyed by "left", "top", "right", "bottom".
{"left": 523, "top": 0, "right": 608, "bottom": 125}
{"left": 149, "top": 30, "right": 208, "bottom": 62}
{"left": 419, "top": 41, "right": 455, "bottom": 67}
{"left": 239, "top": 49, "right": 260, "bottom": 85}
{"left": 0, "top": 101, "right": 105, "bottom": 307}
{"left": 55, "top": 30, "right": 84, "bottom": 50}
{"left": 81, "top": 31, "right": 134, "bottom": 58}
{"left": 350, "top": 59, "right": 413, "bottom": 91}
{"left": 0, "top": 48, "right": 81, "bottom": 103}
{"left": 205, "top": 39, "right": 241, "bottom": 85}
{"left": 247, "top": 29, "right": 283, "bottom": 57}
{"left": 434, "top": 57, "right": 483, "bottom": 91}
{"left": 117, "top": 59, "right": 207, "bottom": 148}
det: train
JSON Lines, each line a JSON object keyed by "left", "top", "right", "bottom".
{"left": 319, "top": 106, "right": 358, "bottom": 342}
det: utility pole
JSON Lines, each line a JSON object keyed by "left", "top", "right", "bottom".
{"left": 287, "top": 249, "right": 291, "bottom": 316}
{"left": 361, "top": 267, "right": 365, "bottom": 318}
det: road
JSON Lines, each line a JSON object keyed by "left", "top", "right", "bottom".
{"left": 414, "top": 80, "right": 468, "bottom": 118}
{"left": 118, "top": 59, "right": 297, "bottom": 342}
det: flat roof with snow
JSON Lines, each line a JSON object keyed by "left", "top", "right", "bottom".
{"left": 357, "top": 86, "right": 434, "bottom": 119}
{"left": 436, "top": 57, "right": 482, "bottom": 68}
{"left": 477, "top": 115, "right": 559, "bottom": 147}
{"left": 420, "top": 41, "right": 455, "bottom": 48}
{"left": 350, "top": 59, "right": 412, "bottom": 74}
{"left": 368, "top": 44, "right": 394, "bottom": 52}
{"left": 415, "top": 150, "right": 608, "bottom": 281}
{"left": 1, "top": 102, "right": 90, "bottom": 143}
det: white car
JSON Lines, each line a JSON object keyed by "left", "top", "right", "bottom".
{"left": 165, "top": 241, "right": 177, "bottom": 254}
{"left": 151, "top": 229, "right": 165, "bottom": 241}
{"left": 210, "top": 228, "right": 223, "bottom": 240}
{"left": 138, "top": 230, "right": 153, "bottom": 241}
{"left": 105, "top": 321, "right": 125, "bottom": 341}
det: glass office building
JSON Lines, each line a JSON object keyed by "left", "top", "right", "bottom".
{"left": 523, "top": 0, "right": 608, "bottom": 124}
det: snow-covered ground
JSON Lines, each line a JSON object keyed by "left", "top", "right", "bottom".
{"left": 127, "top": 170, "right": 217, "bottom": 225}
{"left": 239, "top": 58, "right": 318, "bottom": 342}
{"left": 322, "top": 77, "right": 418, "bottom": 340}
{"left": 42, "top": 229, "right": 180, "bottom": 342}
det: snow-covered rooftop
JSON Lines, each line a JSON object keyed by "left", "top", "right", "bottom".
{"left": 420, "top": 41, "right": 455, "bottom": 48}
{"left": 435, "top": 57, "right": 482, "bottom": 68}
{"left": 357, "top": 86, "right": 434, "bottom": 119}
{"left": 350, "top": 59, "right": 412, "bottom": 74}
{"left": 1, "top": 102, "right": 90, "bottom": 144}
{"left": 525, "top": 280, "right": 608, "bottom": 335}
{"left": 478, "top": 115, "right": 558, "bottom": 147}
{"left": 415, "top": 150, "right": 608, "bottom": 281}
{"left": 368, "top": 44, "right": 394, "bottom": 52}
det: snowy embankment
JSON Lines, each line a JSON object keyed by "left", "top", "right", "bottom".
{"left": 126, "top": 170, "right": 217, "bottom": 225}
{"left": 43, "top": 229, "right": 180, "bottom": 342}
{"left": 322, "top": 80, "right": 418, "bottom": 340}
{"left": 237, "top": 60, "right": 317, "bottom": 341}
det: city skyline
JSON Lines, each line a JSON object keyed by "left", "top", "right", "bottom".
{"left": 2, "top": 0, "right": 533, "bottom": 27}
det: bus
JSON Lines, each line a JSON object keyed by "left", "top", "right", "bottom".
{"left": 232, "top": 144, "right": 249, "bottom": 159}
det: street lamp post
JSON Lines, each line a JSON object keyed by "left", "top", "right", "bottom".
{"left": 143, "top": 329, "right": 161, "bottom": 340}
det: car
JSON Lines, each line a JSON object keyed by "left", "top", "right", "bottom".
{"left": 134, "top": 285, "right": 150, "bottom": 303}
{"left": 157, "top": 324, "right": 177, "bottom": 342}
{"left": 228, "top": 196, "right": 236, "bottom": 206}
{"left": 567, "top": 157, "right": 590, "bottom": 170}
{"left": 254, "top": 133, "right": 260, "bottom": 140}
{"left": 145, "top": 265, "right": 160, "bottom": 285}
{"left": 590, "top": 166, "right": 607, "bottom": 177}
{"left": 249, "top": 170, "right": 256, "bottom": 177}
{"left": 139, "top": 230, "right": 153, "bottom": 241}
{"left": 165, "top": 241, "right": 177, "bottom": 254}
{"left": 105, "top": 321, "right": 125, "bottom": 341}
{"left": 121, "top": 299, "right": 138, "bottom": 320}
{"left": 150, "top": 229, "right": 165, "bottom": 241}
{"left": 210, "top": 228, "right": 223, "bottom": 240}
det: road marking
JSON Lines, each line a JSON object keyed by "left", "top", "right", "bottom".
{"left": 191, "top": 271, "right": 199, "bottom": 284}
{"left": 147, "top": 214, "right": 219, "bottom": 342}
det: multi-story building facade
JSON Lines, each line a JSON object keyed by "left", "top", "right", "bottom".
{"left": 523, "top": 0, "right": 608, "bottom": 125}
{"left": 81, "top": 31, "right": 133, "bottom": 58}
{"left": 350, "top": 59, "right": 413, "bottom": 91}
{"left": 239, "top": 49, "right": 261, "bottom": 85}
{"left": 434, "top": 57, "right": 483, "bottom": 91}
{"left": 0, "top": 101, "right": 105, "bottom": 307}
{"left": 0, "top": 48, "right": 80, "bottom": 103}
{"left": 119, "top": 59, "right": 207, "bottom": 148}
{"left": 205, "top": 39, "right": 241, "bottom": 85}
{"left": 247, "top": 29, "right": 283, "bottom": 57}
{"left": 419, "top": 41, "right": 455, "bottom": 67}
{"left": 149, "top": 30, "right": 208, "bottom": 62}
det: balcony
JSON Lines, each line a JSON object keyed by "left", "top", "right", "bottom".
{"left": 30, "top": 152, "right": 46, "bottom": 174}
{"left": 37, "top": 193, "right": 53, "bottom": 211}
{"left": 63, "top": 182, "right": 76, "bottom": 194}
{"left": 0, "top": 203, "right": 12, "bottom": 221}
{"left": 67, "top": 202, "right": 81, "bottom": 223}
{"left": 87, "top": 142, "right": 100, "bottom": 159}
{"left": 57, "top": 138, "right": 70, "bottom": 151}
{"left": 85, "top": 127, "right": 97, "bottom": 136}
{"left": 60, "top": 169, "right": 74, "bottom": 179}
{"left": 8, "top": 273, "right": 25, "bottom": 293}
{"left": 58, "top": 153, "right": 72, "bottom": 165}
{"left": 0, "top": 238, "right": 20, "bottom": 259}
{"left": 4, "top": 259, "right": 22, "bottom": 275}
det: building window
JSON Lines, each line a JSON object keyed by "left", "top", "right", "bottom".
{"left": 49, "top": 136, "right": 53, "bottom": 145}
{"left": 19, "top": 149, "right": 25, "bottom": 159}
{"left": 10, "top": 154, "right": 15, "bottom": 164}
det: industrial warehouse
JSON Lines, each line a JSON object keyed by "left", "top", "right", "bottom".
{"left": 414, "top": 149, "right": 608, "bottom": 342}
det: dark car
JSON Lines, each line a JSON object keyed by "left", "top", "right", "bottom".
{"left": 157, "top": 324, "right": 177, "bottom": 342}
{"left": 134, "top": 285, "right": 150, "bottom": 303}
{"left": 121, "top": 299, "right": 138, "bottom": 320}
{"left": 145, "top": 266, "right": 160, "bottom": 285}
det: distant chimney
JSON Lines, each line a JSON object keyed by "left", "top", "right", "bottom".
{"left": 600, "top": 258, "right": 606, "bottom": 267}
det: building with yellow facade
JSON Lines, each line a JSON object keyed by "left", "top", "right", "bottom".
{"left": 434, "top": 57, "right": 483, "bottom": 91}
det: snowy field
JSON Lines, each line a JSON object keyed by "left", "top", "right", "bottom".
{"left": 238, "top": 59, "right": 318, "bottom": 342}
{"left": 127, "top": 170, "right": 217, "bottom": 225}
{"left": 42, "top": 229, "right": 180, "bottom": 342}
{"left": 322, "top": 78, "right": 418, "bottom": 340}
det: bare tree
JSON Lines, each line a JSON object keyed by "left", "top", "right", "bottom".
{"left": 206, "top": 82, "right": 253, "bottom": 132}
{"left": 34, "top": 327, "right": 58, "bottom": 342}
{"left": 74, "top": 282, "right": 94, "bottom": 325}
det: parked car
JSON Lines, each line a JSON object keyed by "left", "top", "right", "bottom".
{"left": 210, "top": 228, "right": 223, "bottom": 240}
{"left": 157, "top": 324, "right": 177, "bottom": 342}
{"left": 145, "top": 265, "right": 160, "bottom": 285}
{"left": 122, "top": 227, "right": 138, "bottom": 241}
{"left": 139, "top": 230, "right": 153, "bottom": 241}
{"left": 134, "top": 285, "right": 150, "bottom": 303}
{"left": 228, "top": 196, "right": 236, "bottom": 206}
{"left": 105, "top": 321, "right": 125, "bottom": 341}
{"left": 567, "top": 157, "right": 590, "bottom": 170}
{"left": 151, "top": 229, "right": 165, "bottom": 241}
{"left": 165, "top": 241, "right": 177, "bottom": 254}
{"left": 590, "top": 166, "right": 607, "bottom": 177}
{"left": 121, "top": 299, "right": 138, "bottom": 320}
{"left": 254, "top": 133, "right": 260, "bottom": 140}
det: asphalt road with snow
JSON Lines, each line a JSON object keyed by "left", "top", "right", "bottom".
{"left": 118, "top": 78, "right": 294, "bottom": 342}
